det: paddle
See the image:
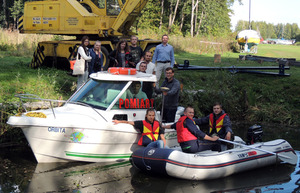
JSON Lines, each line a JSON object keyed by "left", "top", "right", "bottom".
{"left": 218, "top": 138, "right": 295, "bottom": 165}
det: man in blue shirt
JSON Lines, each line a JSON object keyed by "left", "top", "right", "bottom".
{"left": 152, "top": 34, "right": 175, "bottom": 87}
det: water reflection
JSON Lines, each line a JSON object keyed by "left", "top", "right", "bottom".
{"left": 11, "top": 152, "right": 298, "bottom": 192}
{"left": 0, "top": 152, "right": 299, "bottom": 192}
{"left": 132, "top": 156, "right": 298, "bottom": 193}
{"left": 26, "top": 161, "right": 137, "bottom": 192}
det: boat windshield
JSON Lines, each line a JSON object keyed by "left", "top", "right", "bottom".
{"left": 69, "top": 79, "right": 127, "bottom": 110}
{"left": 69, "top": 79, "right": 155, "bottom": 110}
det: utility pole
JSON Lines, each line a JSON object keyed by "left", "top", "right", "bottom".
{"left": 248, "top": 0, "right": 251, "bottom": 29}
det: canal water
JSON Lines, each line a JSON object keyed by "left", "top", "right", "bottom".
{"left": 0, "top": 124, "right": 299, "bottom": 193}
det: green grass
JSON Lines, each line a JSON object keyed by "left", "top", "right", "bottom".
{"left": 0, "top": 55, "right": 76, "bottom": 103}
{"left": 258, "top": 44, "right": 300, "bottom": 60}
{"left": 0, "top": 55, "right": 77, "bottom": 134}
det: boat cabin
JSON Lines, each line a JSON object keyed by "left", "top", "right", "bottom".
{"left": 68, "top": 71, "right": 159, "bottom": 121}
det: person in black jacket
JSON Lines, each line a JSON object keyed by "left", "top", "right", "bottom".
{"left": 156, "top": 67, "right": 180, "bottom": 123}
{"left": 88, "top": 41, "right": 103, "bottom": 74}
{"left": 195, "top": 102, "right": 233, "bottom": 151}
{"left": 109, "top": 40, "right": 131, "bottom": 68}
{"left": 128, "top": 35, "right": 143, "bottom": 68}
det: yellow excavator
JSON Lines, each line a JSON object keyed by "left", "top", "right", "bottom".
{"left": 18, "top": 0, "right": 160, "bottom": 70}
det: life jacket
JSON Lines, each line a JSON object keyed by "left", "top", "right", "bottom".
{"left": 138, "top": 120, "right": 160, "bottom": 146}
{"left": 176, "top": 116, "right": 197, "bottom": 143}
{"left": 209, "top": 113, "right": 227, "bottom": 135}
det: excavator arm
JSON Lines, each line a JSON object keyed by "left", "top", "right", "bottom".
{"left": 111, "top": 0, "right": 147, "bottom": 36}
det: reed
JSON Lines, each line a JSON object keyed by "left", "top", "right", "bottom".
{"left": 0, "top": 29, "right": 72, "bottom": 56}
{"left": 137, "top": 28, "right": 236, "bottom": 54}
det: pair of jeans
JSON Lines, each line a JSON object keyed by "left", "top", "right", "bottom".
{"left": 155, "top": 62, "right": 170, "bottom": 88}
{"left": 162, "top": 107, "right": 177, "bottom": 123}
{"left": 77, "top": 70, "right": 89, "bottom": 90}
{"left": 147, "top": 140, "right": 164, "bottom": 148}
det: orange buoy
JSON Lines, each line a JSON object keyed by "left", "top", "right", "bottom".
{"left": 108, "top": 67, "right": 120, "bottom": 74}
{"left": 119, "top": 68, "right": 137, "bottom": 75}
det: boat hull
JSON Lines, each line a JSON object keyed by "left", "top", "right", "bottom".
{"left": 131, "top": 139, "right": 297, "bottom": 180}
{"left": 237, "top": 29, "right": 261, "bottom": 45}
{"left": 17, "top": 125, "right": 178, "bottom": 163}
{"left": 7, "top": 106, "right": 178, "bottom": 163}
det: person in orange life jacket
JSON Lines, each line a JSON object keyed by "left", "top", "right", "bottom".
{"left": 164, "top": 106, "right": 219, "bottom": 153}
{"left": 195, "top": 102, "right": 232, "bottom": 140}
{"left": 112, "top": 108, "right": 166, "bottom": 148}
{"left": 194, "top": 102, "right": 233, "bottom": 151}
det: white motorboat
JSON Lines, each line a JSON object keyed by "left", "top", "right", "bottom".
{"left": 131, "top": 137, "right": 297, "bottom": 180}
{"left": 7, "top": 70, "right": 179, "bottom": 163}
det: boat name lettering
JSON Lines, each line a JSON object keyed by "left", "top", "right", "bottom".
{"left": 48, "top": 127, "right": 66, "bottom": 133}
{"left": 165, "top": 132, "right": 177, "bottom": 140}
{"left": 237, "top": 151, "right": 257, "bottom": 158}
{"left": 119, "top": 98, "right": 154, "bottom": 109}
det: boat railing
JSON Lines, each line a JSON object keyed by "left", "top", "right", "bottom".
{"left": 15, "top": 94, "right": 107, "bottom": 122}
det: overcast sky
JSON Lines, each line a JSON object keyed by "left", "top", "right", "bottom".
{"left": 230, "top": 0, "right": 300, "bottom": 30}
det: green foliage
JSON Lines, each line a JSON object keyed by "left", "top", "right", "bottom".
{"left": 235, "top": 20, "right": 300, "bottom": 40}
{"left": 138, "top": 0, "right": 233, "bottom": 37}
{"left": 0, "top": 43, "right": 14, "bottom": 51}
{"left": 137, "top": 0, "right": 161, "bottom": 30}
{"left": 0, "top": 41, "right": 35, "bottom": 57}
{"left": 9, "top": 0, "right": 23, "bottom": 20}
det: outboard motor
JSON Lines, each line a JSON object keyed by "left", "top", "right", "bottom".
{"left": 246, "top": 124, "right": 263, "bottom": 145}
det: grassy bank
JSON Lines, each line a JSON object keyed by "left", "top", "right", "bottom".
{"left": 174, "top": 44, "right": 300, "bottom": 126}
{"left": 0, "top": 56, "right": 76, "bottom": 135}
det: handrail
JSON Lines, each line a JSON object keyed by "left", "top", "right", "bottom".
{"left": 15, "top": 94, "right": 108, "bottom": 122}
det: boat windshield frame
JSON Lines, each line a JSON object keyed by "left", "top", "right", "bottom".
{"left": 68, "top": 79, "right": 132, "bottom": 111}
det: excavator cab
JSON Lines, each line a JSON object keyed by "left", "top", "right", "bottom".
{"left": 80, "top": 0, "right": 122, "bottom": 16}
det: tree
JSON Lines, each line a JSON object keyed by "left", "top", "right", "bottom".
{"left": 159, "top": 0, "right": 164, "bottom": 30}
{"left": 9, "top": 0, "right": 23, "bottom": 29}
{"left": 168, "top": 0, "right": 180, "bottom": 33}
{"left": 2, "top": 0, "right": 8, "bottom": 28}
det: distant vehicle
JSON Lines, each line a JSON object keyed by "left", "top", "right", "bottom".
{"left": 236, "top": 30, "right": 261, "bottom": 54}
{"left": 277, "top": 39, "right": 295, "bottom": 45}
{"left": 265, "top": 39, "right": 296, "bottom": 45}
